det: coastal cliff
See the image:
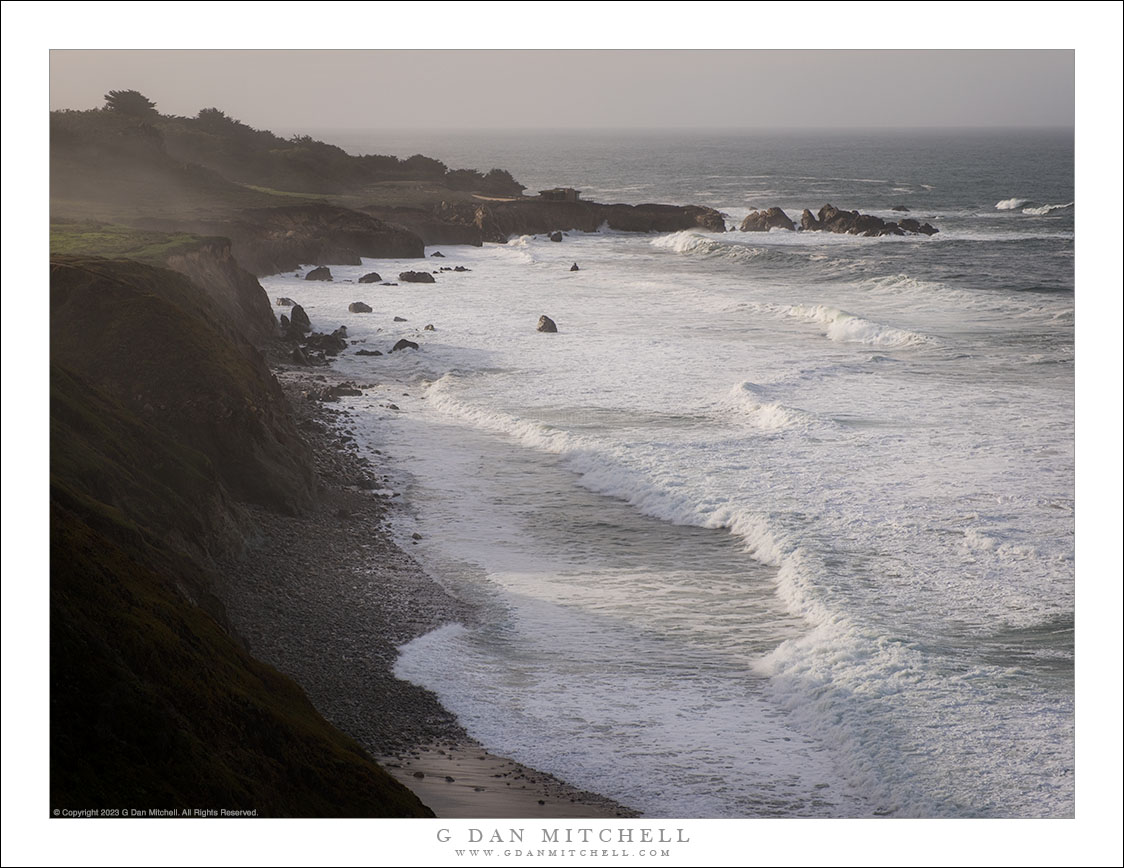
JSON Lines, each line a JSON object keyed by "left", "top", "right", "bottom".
{"left": 170, "top": 203, "right": 426, "bottom": 277}
{"left": 49, "top": 255, "right": 432, "bottom": 816}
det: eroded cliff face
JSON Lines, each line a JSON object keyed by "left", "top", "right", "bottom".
{"left": 177, "top": 203, "right": 426, "bottom": 275}
{"left": 49, "top": 255, "right": 432, "bottom": 816}
{"left": 164, "top": 238, "right": 277, "bottom": 345}
{"left": 365, "top": 198, "right": 727, "bottom": 245}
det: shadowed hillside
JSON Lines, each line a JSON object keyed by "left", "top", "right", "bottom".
{"left": 49, "top": 255, "right": 432, "bottom": 816}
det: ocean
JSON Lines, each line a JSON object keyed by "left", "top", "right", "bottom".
{"left": 262, "top": 129, "right": 1074, "bottom": 818}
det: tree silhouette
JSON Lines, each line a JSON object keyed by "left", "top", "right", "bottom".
{"left": 104, "top": 90, "right": 157, "bottom": 116}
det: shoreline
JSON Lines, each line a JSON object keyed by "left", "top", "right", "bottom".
{"left": 215, "top": 364, "right": 637, "bottom": 818}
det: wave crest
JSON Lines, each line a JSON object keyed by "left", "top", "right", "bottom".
{"left": 786, "top": 304, "right": 932, "bottom": 348}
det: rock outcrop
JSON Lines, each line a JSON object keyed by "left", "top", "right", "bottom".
{"left": 813, "top": 204, "right": 937, "bottom": 237}
{"left": 537, "top": 315, "right": 558, "bottom": 333}
{"left": 399, "top": 271, "right": 436, "bottom": 284}
{"left": 740, "top": 207, "right": 796, "bottom": 232}
{"left": 289, "top": 303, "right": 312, "bottom": 335}
{"left": 366, "top": 199, "right": 726, "bottom": 246}
{"left": 774, "top": 204, "right": 938, "bottom": 237}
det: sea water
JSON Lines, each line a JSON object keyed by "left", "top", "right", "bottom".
{"left": 262, "top": 130, "right": 1074, "bottom": 817}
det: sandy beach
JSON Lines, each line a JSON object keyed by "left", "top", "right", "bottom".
{"left": 214, "top": 366, "right": 636, "bottom": 818}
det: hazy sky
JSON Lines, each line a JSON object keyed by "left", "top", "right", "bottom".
{"left": 49, "top": 49, "right": 1074, "bottom": 132}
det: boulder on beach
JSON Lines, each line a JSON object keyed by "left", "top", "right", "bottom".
{"left": 391, "top": 338, "right": 419, "bottom": 352}
{"left": 570, "top": 262, "right": 580, "bottom": 271}
{"left": 398, "top": 271, "right": 436, "bottom": 283}
{"left": 537, "top": 315, "right": 558, "bottom": 333}
{"left": 358, "top": 272, "right": 382, "bottom": 284}
{"left": 549, "top": 231, "right": 563, "bottom": 242}
{"left": 305, "top": 266, "right": 332, "bottom": 281}
{"left": 348, "top": 301, "right": 373, "bottom": 313}
{"left": 740, "top": 207, "right": 795, "bottom": 232}
{"left": 289, "top": 303, "right": 312, "bottom": 335}
{"left": 276, "top": 297, "right": 296, "bottom": 306}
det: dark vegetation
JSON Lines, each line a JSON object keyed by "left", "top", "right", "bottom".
{"left": 52, "top": 91, "right": 524, "bottom": 199}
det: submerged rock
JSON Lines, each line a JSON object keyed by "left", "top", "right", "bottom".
{"left": 305, "top": 265, "right": 332, "bottom": 281}
{"left": 537, "top": 315, "right": 558, "bottom": 333}
{"left": 355, "top": 349, "right": 383, "bottom": 356}
{"left": 431, "top": 250, "right": 445, "bottom": 257}
{"left": 391, "top": 338, "right": 419, "bottom": 352}
{"left": 891, "top": 204, "right": 910, "bottom": 212}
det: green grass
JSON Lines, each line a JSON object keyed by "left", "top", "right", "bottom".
{"left": 49, "top": 221, "right": 208, "bottom": 263}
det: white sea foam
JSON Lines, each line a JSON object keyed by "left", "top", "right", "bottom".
{"left": 719, "top": 381, "right": 829, "bottom": 432}
{"left": 786, "top": 303, "right": 932, "bottom": 347}
{"left": 271, "top": 160, "right": 1073, "bottom": 818}
{"left": 1022, "top": 201, "right": 1074, "bottom": 216}
{"left": 995, "top": 197, "right": 1029, "bottom": 210}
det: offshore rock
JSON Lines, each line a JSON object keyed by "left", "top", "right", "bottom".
{"left": 348, "top": 301, "right": 373, "bottom": 313}
{"left": 305, "top": 266, "right": 332, "bottom": 281}
{"left": 740, "top": 207, "right": 795, "bottom": 232}
{"left": 358, "top": 272, "right": 382, "bottom": 284}
{"left": 537, "top": 315, "right": 558, "bottom": 333}
{"left": 391, "top": 338, "right": 419, "bottom": 352}
{"left": 398, "top": 271, "right": 436, "bottom": 283}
